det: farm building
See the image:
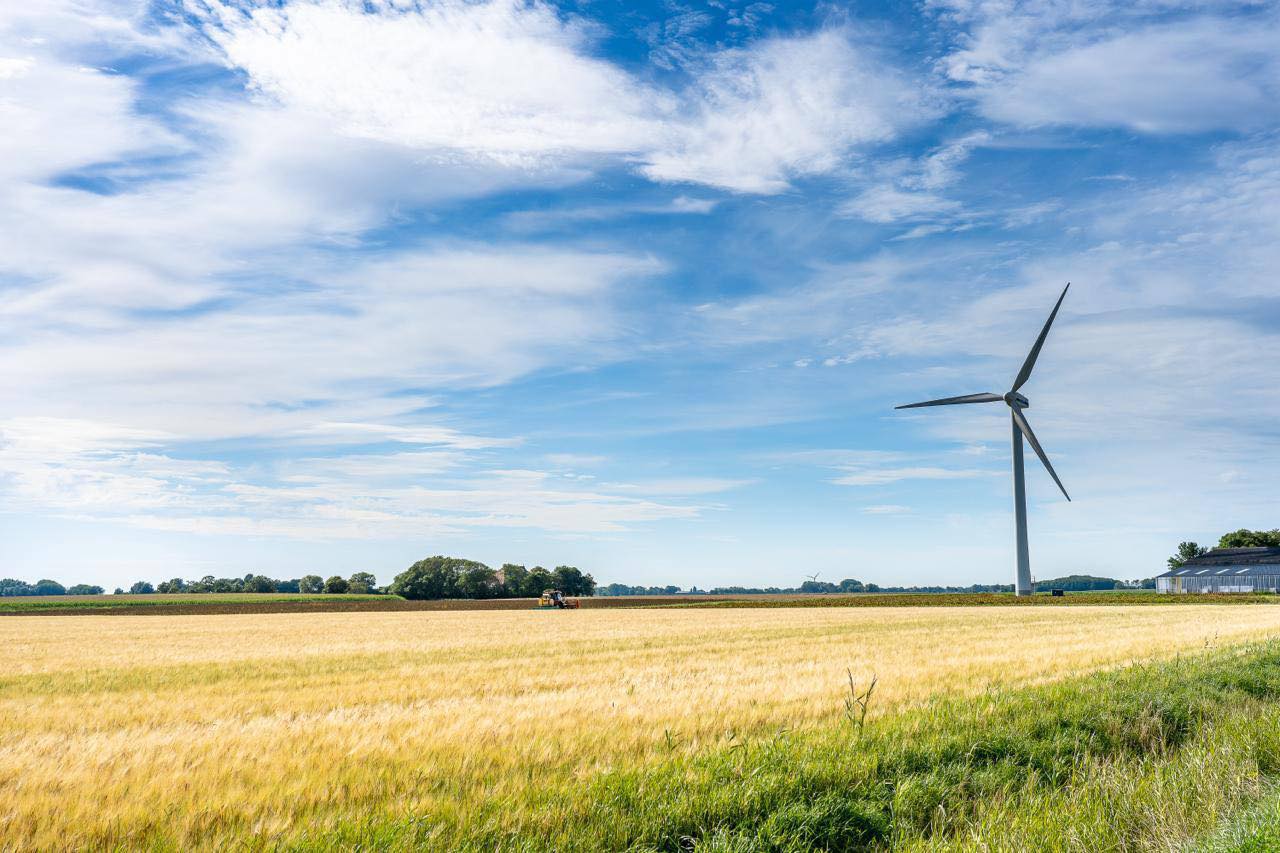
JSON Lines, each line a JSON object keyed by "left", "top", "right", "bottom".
{"left": 1156, "top": 547, "right": 1280, "bottom": 593}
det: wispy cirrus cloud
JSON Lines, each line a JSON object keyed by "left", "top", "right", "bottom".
{"left": 862, "top": 504, "right": 912, "bottom": 515}
{"left": 192, "top": 0, "right": 930, "bottom": 193}
{"left": 0, "top": 418, "right": 703, "bottom": 538}
{"left": 640, "top": 27, "right": 932, "bottom": 192}
{"left": 832, "top": 466, "right": 993, "bottom": 486}
{"left": 936, "top": 1, "right": 1280, "bottom": 132}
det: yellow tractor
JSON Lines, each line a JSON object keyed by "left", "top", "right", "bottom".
{"left": 536, "top": 589, "right": 580, "bottom": 610}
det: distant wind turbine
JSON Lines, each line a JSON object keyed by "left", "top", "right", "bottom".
{"left": 895, "top": 283, "right": 1072, "bottom": 597}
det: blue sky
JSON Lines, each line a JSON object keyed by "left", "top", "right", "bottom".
{"left": 2, "top": 0, "right": 1278, "bottom": 590}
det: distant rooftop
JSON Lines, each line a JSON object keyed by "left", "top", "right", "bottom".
{"left": 1156, "top": 547, "right": 1280, "bottom": 579}
{"left": 1188, "top": 547, "right": 1280, "bottom": 565}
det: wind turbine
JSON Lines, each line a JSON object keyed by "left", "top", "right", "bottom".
{"left": 895, "top": 284, "right": 1071, "bottom": 597}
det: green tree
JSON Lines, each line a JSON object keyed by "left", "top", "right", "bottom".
{"left": 324, "top": 576, "right": 350, "bottom": 594}
{"left": 1167, "top": 541, "right": 1209, "bottom": 570}
{"left": 129, "top": 581, "right": 155, "bottom": 595}
{"left": 552, "top": 565, "right": 596, "bottom": 597}
{"left": 391, "top": 556, "right": 488, "bottom": 600}
{"left": 459, "top": 566, "right": 500, "bottom": 599}
{"left": 156, "top": 577, "right": 187, "bottom": 593}
{"left": 1218, "top": 529, "right": 1280, "bottom": 548}
{"left": 298, "top": 575, "right": 324, "bottom": 594}
{"left": 32, "top": 579, "right": 66, "bottom": 595}
{"left": 347, "top": 572, "right": 378, "bottom": 594}
{"left": 66, "top": 584, "right": 104, "bottom": 595}
{"left": 500, "top": 564, "right": 529, "bottom": 598}
{"left": 523, "top": 566, "right": 554, "bottom": 598}
{"left": 1036, "top": 575, "right": 1122, "bottom": 591}
{"left": 0, "top": 578, "right": 35, "bottom": 596}
{"left": 243, "top": 575, "right": 276, "bottom": 593}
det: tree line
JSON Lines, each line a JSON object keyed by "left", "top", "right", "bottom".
{"left": 388, "top": 557, "right": 596, "bottom": 600}
{"left": 0, "top": 572, "right": 384, "bottom": 597}
{"left": 134, "top": 572, "right": 381, "bottom": 595}
{"left": 0, "top": 557, "right": 597, "bottom": 599}
{"left": 0, "top": 578, "right": 104, "bottom": 596}
{"left": 7, "top": 553, "right": 1167, "bottom": 600}
{"left": 599, "top": 575, "right": 1145, "bottom": 596}
{"left": 1167, "top": 528, "right": 1280, "bottom": 569}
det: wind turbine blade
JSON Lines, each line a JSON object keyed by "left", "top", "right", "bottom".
{"left": 1010, "top": 407, "right": 1070, "bottom": 501}
{"left": 895, "top": 393, "right": 1003, "bottom": 409}
{"left": 1011, "top": 282, "right": 1070, "bottom": 393}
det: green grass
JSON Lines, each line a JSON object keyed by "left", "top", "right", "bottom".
{"left": 306, "top": 640, "right": 1280, "bottom": 851}
{"left": 0, "top": 592, "right": 399, "bottom": 612}
{"left": 1193, "top": 786, "right": 1280, "bottom": 852}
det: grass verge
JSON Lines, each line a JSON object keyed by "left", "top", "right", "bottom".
{"left": 1192, "top": 784, "right": 1280, "bottom": 852}
{"left": 319, "top": 641, "right": 1280, "bottom": 851}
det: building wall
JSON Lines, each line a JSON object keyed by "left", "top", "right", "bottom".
{"left": 1158, "top": 571, "right": 1280, "bottom": 593}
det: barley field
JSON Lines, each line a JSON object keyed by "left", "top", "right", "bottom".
{"left": 5, "top": 605, "right": 1280, "bottom": 849}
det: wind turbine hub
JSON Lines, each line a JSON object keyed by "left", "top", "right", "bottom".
{"left": 1004, "top": 391, "right": 1029, "bottom": 409}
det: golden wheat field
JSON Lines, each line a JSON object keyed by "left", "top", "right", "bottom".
{"left": 4, "top": 604, "right": 1280, "bottom": 848}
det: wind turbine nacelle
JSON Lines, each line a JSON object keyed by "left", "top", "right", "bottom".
{"left": 1004, "top": 392, "right": 1029, "bottom": 408}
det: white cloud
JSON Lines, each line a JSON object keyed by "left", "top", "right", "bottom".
{"left": 838, "top": 133, "right": 989, "bottom": 225}
{"left": 605, "top": 477, "right": 754, "bottom": 496}
{"left": 501, "top": 195, "right": 718, "bottom": 232}
{"left": 194, "top": 1, "right": 924, "bottom": 193}
{"left": 0, "top": 418, "right": 702, "bottom": 537}
{"left": 669, "top": 195, "right": 719, "bottom": 214}
{"left": 692, "top": 251, "right": 946, "bottom": 348}
{"left": 544, "top": 453, "right": 608, "bottom": 468}
{"left": 198, "top": 0, "right": 667, "bottom": 164}
{"left": 833, "top": 466, "right": 992, "bottom": 486}
{"left": 862, "top": 504, "right": 911, "bottom": 514}
{"left": 840, "top": 186, "right": 961, "bottom": 223}
{"left": 986, "top": 19, "right": 1280, "bottom": 132}
{"left": 0, "top": 0, "right": 706, "bottom": 546}
{"left": 763, "top": 449, "right": 998, "bottom": 488}
{"left": 0, "top": 51, "right": 176, "bottom": 186}
{"left": 939, "top": 3, "right": 1280, "bottom": 133}
{"left": 0, "top": 241, "right": 661, "bottom": 439}
{"left": 0, "top": 31, "right": 663, "bottom": 437}
{"left": 642, "top": 28, "right": 928, "bottom": 192}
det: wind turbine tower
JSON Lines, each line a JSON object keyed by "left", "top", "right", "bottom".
{"left": 895, "top": 284, "right": 1072, "bottom": 596}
